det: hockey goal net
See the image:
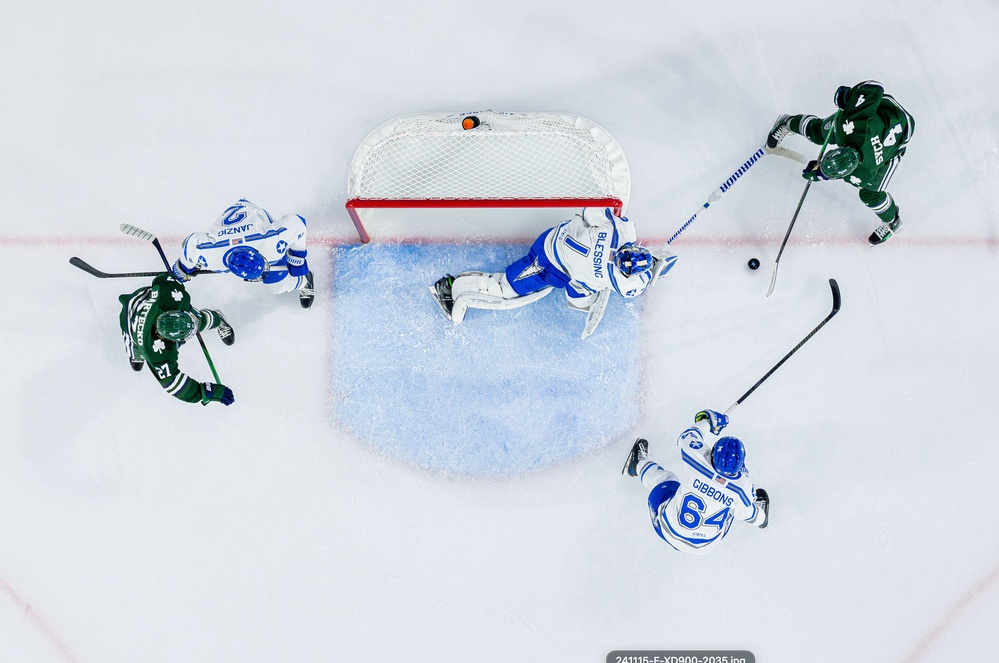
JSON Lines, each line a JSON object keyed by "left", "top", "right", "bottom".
{"left": 345, "top": 110, "right": 631, "bottom": 242}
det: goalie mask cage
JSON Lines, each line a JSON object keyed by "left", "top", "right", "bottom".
{"left": 345, "top": 110, "right": 631, "bottom": 243}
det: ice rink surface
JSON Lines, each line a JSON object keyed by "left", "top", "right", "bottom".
{"left": 2, "top": 1, "right": 999, "bottom": 661}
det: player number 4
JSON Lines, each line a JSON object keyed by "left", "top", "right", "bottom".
{"left": 883, "top": 123, "right": 903, "bottom": 147}
{"left": 678, "top": 493, "right": 730, "bottom": 530}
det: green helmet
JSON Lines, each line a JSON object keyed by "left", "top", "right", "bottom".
{"left": 155, "top": 310, "right": 199, "bottom": 341}
{"left": 820, "top": 146, "right": 860, "bottom": 179}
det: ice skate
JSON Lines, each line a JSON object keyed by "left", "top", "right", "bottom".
{"left": 299, "top": 270, "right": 315, "bottom": 309}
{"left": 622, "top": 438, "right": 649, "bottom": 476}
{"left": 869, "top": 213, "right": 902, "bottom": 246}
{"left": 430, "top": 274, "right": 455, "bottom": 320}
{"left": 217, "top": 313, "right": 235, "bottom": 346}
{"left": 766, "top": 114, "right": 792, "bottom": 149}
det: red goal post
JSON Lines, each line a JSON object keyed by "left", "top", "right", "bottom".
{"left": 345, "top": 110, "right": 631, "bottom": 243}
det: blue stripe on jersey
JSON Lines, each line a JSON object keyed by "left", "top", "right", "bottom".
{"left": 563, "top": 235, "right": 589, "bottom": 256}
{"left": 604, "top": 208, "right": 620, "bottom": 250}
{"left": 726, "top": 481, "right": 753, "bottom": 508}
{"left": 608, "top": 266, "right": 621, "bottom": 294}
{"left": 662, "top": 513, "right": 723, "bottom": 547}
{"left": 682, "top": 450, "right": 715, "bottom": 479}
{"left": 244, "top": 228, "right": 284, "bottom": 242}
{"left": 548, "top": 224, "right": 572, "bottom": 275}
{"left": 196, "top": 239, "right": 232, "bottom": 250}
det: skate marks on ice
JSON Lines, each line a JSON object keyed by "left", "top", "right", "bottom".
{"left": 328, "top": 243, "right": 641, "bottom": 476}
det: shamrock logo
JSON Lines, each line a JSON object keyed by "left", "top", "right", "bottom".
{"left": 172, "top": 290, "right": 183, "bottom": 301}
{"left": 849, "top": 176, "right": 862, "bottom": 185}
{"left": 842, "top": 120, "right": 855, "bottom": 135}
{"left": 152, "top": 339, "right": 166, "bottom": 354}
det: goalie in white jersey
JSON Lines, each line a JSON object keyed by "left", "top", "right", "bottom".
{"left": 430, "top": 207, "right": 676, "bottom": 338}
{"left": 622, "top": 409, "right": 770, "bottom": 555}
{"left": 171, "top": 199, "right": 315, "bottom": 309}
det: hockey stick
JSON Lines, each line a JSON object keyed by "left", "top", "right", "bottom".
{"left": 119, "top": 223, "right": 221, "bottom": 383}
{"left": 68, "top": 256, "right": 212, "bottom": 279}
{"left": 664, "top": 144, "right": 806, "bottom": 248}
{"left": 766, "top": 114, "right": 840, "bottom": 297}
{"left": 724, "top": 278, "right": 841, "bottom": 415}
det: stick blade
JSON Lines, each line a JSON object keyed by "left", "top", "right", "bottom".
{"left": 829, "top": 278, "right": 842, "bottom": 313}
{"left": 766, "top": 264, "right": 779, "bottom": 297}
{"left": 119, "top": 223, "right": 154, "bottom": 242}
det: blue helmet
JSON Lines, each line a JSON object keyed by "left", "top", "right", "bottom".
{"left": 223, "top": 246, "right": 266, "bottom": 280}
{"left": 613, "top": 243, "right": 653, "bottom": 277}
{"left": 711, "top": 436, "right": 746, "bottom": 478}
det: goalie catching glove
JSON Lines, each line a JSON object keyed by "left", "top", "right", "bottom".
{"left": 694, "top": 409, "right": 729, "bottom": 435}
{"left": 201, "top": 382, "right": 235, "bottom": 406}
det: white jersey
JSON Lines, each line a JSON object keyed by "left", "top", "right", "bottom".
{"left": 542, "top": 207, "right": 654, "bottom": 299}
{"left": 177, "top": 199, "right": 308, "bottom": 294}
{"left": 646, "top": 423, "right": 765, "bottom": 555}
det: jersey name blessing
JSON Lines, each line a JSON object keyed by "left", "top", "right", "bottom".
{"left": 592, "top": 231, "right": 607, "bottom": 278}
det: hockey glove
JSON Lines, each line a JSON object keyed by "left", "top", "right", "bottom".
{"left": 694, "top": 409, "right": 729, "bottom": 435}
{"left": 286, "top": 249, "right": 309, "bottom": 277}
{"left": 833, "top": 85, "right": 851, "bottom": 109}
{"left": 171, "top": 259, "right": 196, "bottom": 283}
{"left": 200, "top": 382, "right": 235, "bottom": 406}
{"left": 802, "top": 160, "right": 830, "bottom": 182}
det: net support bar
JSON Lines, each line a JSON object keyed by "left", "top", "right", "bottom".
{"left": 345, "top": 197, "right": 625, "bottom": 244}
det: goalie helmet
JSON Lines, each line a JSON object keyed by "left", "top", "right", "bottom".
{"left": 155, "top": 310, "right": 199, "bottom": 342}
{"left": 711, "top": 436, "right": 746, "bottom": 478}
{"left": 820, "top": 146, "right": 860, "bottom": 179}
{"left": 223, "top": 245, "right": 267, "bottom": 280}
{"left": 613, "top": 243, "right": 653, "bottom": 277}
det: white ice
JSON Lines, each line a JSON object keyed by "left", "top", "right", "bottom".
{"left": 2, "top": 1, "right": 999, "bottom": 662}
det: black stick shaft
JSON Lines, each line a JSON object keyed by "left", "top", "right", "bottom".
{"left": 69, "top": 257, "right": 211, "bottom": 279}
{"left": 726, "top": 279, "right": 841, "bottom": 415}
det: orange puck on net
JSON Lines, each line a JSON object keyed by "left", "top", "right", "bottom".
{"left": 461, "top": 115, "right": 480, "bottom": 130}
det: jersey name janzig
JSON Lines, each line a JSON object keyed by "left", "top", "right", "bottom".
{"left": 692, "top": 478, "right": 734, "bottom": 507}
{"left": 217, "top": 223, "right": 252, "bottom": 236}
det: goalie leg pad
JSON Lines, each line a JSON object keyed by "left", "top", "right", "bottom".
{"left": 449, "top": 271, "right": 553, "bottom": 325}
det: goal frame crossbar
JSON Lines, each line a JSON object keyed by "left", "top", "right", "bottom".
{"left": 345, "top": 197, "right": 625, "bottom": 244}
{"left": 344, "top": 110, "right": 631, "bottom": 243}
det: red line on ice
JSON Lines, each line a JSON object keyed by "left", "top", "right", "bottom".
{"left": 0, "top": 576, "right": 82, "bottom": 663}
{"left": 5, "top": 233, "right": 999, "bottom": 248}
{"left": 902, "top": 557, "right": 999, "bottom": 662}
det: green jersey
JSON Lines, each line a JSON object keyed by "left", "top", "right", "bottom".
{"left": 118, "top": 274, "right": 206, "bottom": 404}
{"left": 822, "top": 81, "right": 915, "bottom": 191}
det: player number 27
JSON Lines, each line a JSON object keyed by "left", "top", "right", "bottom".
{"left": 678, "top": 494, "right": 730, "bottom": 530}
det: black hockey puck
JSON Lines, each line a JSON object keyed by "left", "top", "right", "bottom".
{"left": 748, "top": 258, "right": 760, "bottom": 270}
{"left": 461, "top": 115, "right": 480, "bottom": 130}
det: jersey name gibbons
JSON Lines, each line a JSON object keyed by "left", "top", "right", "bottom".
{"left": 692, "top": 478, "right": 735, "bottom": 507}
{"left": 592, "top": 231, "right": 608, "bottom": 278}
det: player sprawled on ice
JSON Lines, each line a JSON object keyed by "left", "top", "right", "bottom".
{"left": 622, "top": 409, "right": 769, "bottom": 555}
{"left": 119, "top": 273, "right": 236, "bottom": 406}
{"left": 171, "top": 199, "right": 316, "bottom": 308}
{"left": 430, "top": 207, "right": 676, "bottom": 338}
{"left": 768, "top": 80, "right": 914, "bottom": 246}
